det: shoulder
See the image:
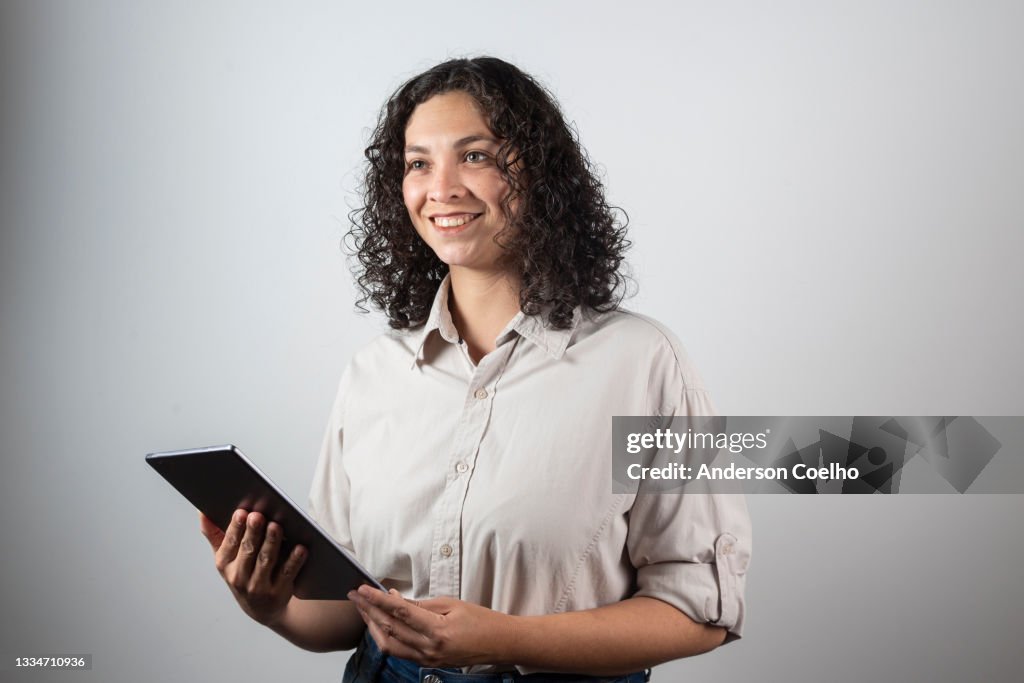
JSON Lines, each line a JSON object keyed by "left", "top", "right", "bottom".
{"left": 346, "top": 326, "right": 421, "bottom": 369}
{"left": 330, "top": 326, "right": 423, "bottom": 399}
{"left": 574, "top": 308, "right": 709, "bottom": 392}
{"left": 580, "top": 308, "right": 684, "bottom": 348}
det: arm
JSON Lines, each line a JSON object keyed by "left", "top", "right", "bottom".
{"left": 200, "top": 509, "right": 365, "bottom": 652}
{"left": 348, "top": 587, "right": 726, "bottom": 675}
{"left": 267, "top": 597, "right": 365, "bottom": 653}
{"left": 507, "top": 595, "right": 726, "bottom": 673}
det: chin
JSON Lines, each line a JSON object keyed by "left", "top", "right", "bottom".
{"left": 432, "top": 248, "right": 479, "bottom": 269}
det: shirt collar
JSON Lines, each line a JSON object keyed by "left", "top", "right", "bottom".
{"left": 410, "top": 275, "right": 581, "bottom": 369}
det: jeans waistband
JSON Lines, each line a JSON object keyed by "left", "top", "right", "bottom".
{"left": 343, "top": 630, "right": 651, "bottom": 683}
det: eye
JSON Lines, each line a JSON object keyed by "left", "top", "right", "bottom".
{"left": 406, "top": 159, "right": 427, "bottom": 172}
{"left": 464, "top": 150, "right": 490, "bottom": 163}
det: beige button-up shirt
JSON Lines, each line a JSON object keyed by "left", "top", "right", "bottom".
{"left": 309, "top": 277, "right": 751, "bottom": 669}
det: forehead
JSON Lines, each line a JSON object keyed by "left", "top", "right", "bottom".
{"left": 404, "top": 91, "right": 494, "bottom": 145}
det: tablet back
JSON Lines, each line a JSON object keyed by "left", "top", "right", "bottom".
{"left": 146, "top": 444, "right": 384, "bottom": 598}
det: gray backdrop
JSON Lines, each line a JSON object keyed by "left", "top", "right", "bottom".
{"left": 2, "top": 1, "right": 1022, "bottom": 681}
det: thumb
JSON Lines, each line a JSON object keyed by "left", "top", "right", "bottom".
{"left": 198, "top": 510, "right": 225, "bottom": 551}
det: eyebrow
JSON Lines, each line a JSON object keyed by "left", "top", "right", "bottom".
{"left": 404, "top": 135, "right": 500, "bottom": 155}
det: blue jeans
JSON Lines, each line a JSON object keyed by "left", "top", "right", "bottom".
{"left": 342, "top": 630, "right": 651, "bottom": 683}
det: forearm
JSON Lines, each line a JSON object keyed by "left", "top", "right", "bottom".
{"left": 501, "top": 596, "right": 727, "bottom": 675}
{"left": 267, "top": 597, "right": 365, "bottom": 653}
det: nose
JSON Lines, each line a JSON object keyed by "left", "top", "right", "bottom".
{"left": 428, "top": 161, "right": 467, "bottom": 202}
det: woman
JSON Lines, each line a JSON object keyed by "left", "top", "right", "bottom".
{"left": 200, "top": 56, "right": 751, "bottom": 681}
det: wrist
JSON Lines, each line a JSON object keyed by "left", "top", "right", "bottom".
{"left": 493, "top": 612, "right": 528, "bottom": 665}
{"left": 264, "top": 597, "right": 293, "bottom": 632}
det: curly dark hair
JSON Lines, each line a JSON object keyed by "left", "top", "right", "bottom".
{"left": 348, "top": 56, "right": 630, "bottom": 330}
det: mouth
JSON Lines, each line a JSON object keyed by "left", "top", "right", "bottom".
{"left": 430, "top": 213, "right": 481, "bottom": 231}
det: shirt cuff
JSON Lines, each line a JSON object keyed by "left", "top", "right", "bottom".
{"left": 633, "top": 532, "right": 748, "bottom": 641}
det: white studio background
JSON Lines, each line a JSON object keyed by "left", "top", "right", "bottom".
{"left": 2, "top": 1, "right": 1022, "bottom": 682}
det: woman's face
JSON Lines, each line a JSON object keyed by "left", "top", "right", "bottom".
{"left": 402, "top": 91, "right": 512, "bottom": 275}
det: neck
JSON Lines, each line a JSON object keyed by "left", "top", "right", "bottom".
{"left": 447, "top": 267, "right": 521, "bottom": 363}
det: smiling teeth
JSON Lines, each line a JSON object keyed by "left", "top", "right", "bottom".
{"left": 434, "top": 215, "right": 477, "bottom": 228}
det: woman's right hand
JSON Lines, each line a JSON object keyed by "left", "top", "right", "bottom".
{"left": 199, "top": 508, "right": 307, "bottom": 627}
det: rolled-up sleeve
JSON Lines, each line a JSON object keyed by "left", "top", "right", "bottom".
{"left": 626, "top": 339, "right": 752, "bottom": 641}
{"left": 627, "top": 473, "right": 751, "bottom": 640}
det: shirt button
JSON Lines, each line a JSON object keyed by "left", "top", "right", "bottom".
{"left": 721, "top": 542, "right": 734, "bottom": 556}
{"left": 455, "top": 462, "right": 469, "bottom": 474}
{"left": 474, "top": 388, "right": 488, "bottom": 400}
{"left": 423, "top": 675, "right": 444, "bottom": 683}
{"left": 439, "top": 544, "right": 453, "bottom": 557}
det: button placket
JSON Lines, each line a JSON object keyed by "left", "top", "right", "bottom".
{"left": 426, "top": 339, "right": 518, "bottom": 599}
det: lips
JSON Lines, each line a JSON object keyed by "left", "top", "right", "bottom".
{"left": 430, "top": 213, "right": 481, "bottom": 228}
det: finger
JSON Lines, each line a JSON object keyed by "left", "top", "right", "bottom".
{"left": 363, "top": 614, "right": 398, "bottom": 655}
{"left": 198, "top": 511, "right": 225, "bottom": 551}
{"left": 355, "top": 595, "right": 428, "bottom": 659}
{"left": 388, "top": 589, "right": 428, "bottom": 611}
{"left": 233, "top": 511, "right": 266, "bottom": 585}
{"left": 359, "top": 585, "right": 445, "bottom": 633}
{"left": 353, "top": 601, "right": 387, "bottom": 644}
{"left": 214, "top": 509, "right": 248, "bottom": 571}
{"left": 350, "top": 590, "right": 403, "bottom": 633}
{"left": 273, "top": 541, "right": 307, "bottom": 591}
{"left": 352, "top": 599, "right": 370, "bottom": 625}
{"left": 351, "top": 587, "right": 437, "bottom": 644}
{"left": 416, "top": 597, "right": 457, "bottom": 615}
{"left": 250, "top": 520, "right": 283, "bottom": 591}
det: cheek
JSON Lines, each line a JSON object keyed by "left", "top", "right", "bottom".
{"left": 402, "top": 180, "right": 420, "bottom": 216}
{"left": 478, "top": 172, "right": 512, "bottom": 207}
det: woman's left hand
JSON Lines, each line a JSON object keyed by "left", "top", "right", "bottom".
{"left": 347, "top": 585, "right": 515, "bottom": 667}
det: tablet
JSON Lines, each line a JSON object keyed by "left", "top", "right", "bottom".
{"left": 146, "top": 444, "right": 385, "bottom": 598}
